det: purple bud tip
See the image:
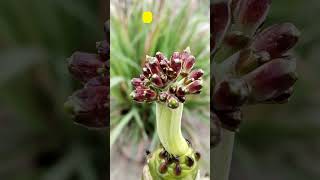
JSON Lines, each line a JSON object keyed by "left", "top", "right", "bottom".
{"left": 174, "top": 163, "right": 182, "bottom": 176}
{"left": 189, "top": 69, "right": 204, "bottom": 80}
{"left": 186, "top": 80, "right": 203, "bottom": 94}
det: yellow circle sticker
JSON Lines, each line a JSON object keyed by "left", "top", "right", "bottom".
{"left": 142, "top": 11, "right": 153, "bottom": 24}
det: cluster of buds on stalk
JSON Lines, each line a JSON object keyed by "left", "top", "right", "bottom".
{"left": 133, "top": 48, "right": 204, "bottom": 179}
{"left": 64, "top": 25, "right": 109, "bottom": 128}
{"left": 131, "top": 47, "right": 204, "bottom": 109}
{"left": 212, "top": 0, "right": 300, "bottom": 133}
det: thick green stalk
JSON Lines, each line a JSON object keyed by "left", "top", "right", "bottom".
{"left": 211, "top": 128, "right": 234, "bottom": 180}
{"left": 156, "top": 102, "right": 189, "bottom": 156}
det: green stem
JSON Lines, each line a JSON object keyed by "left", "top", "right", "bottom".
{"left": 211, "top": 128, "right": 234, "bottom": 180}
{"left": 156, "top": 102, "right": 189, "bottom": 156}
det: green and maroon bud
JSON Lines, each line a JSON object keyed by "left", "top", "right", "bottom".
{"left": 244, "top": 57, "right": 297, "bottom": 102}
{"left": 251, "top": 23, "right": 300, "bottom": 58}
{"left": 233, "top": 0, "right": 271, "bottom": 35}
{"left": 189, "top": 69, "right": 204, "bottom": 80}
{"left": 68, "top": 52, "right": 104, "bottom": 83}
{"left": 151, "top": 74, "right": 164, "bottom": 87}
{"left": 186, "top": 80, "right": 203, "bottom": 94}
{"left": 167, "top": 95, "right": 179, "bottom": 109}
{"left": 213, "top": 78, "right": 249, "bottom": 111}
{"left": 212, "top": 0, "right": 231, "bottom": 51}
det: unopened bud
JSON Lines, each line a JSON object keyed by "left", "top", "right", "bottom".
{"left": 251, "top": 23, "right": 300, "bottom": 58}
{"left": 167, "top": 95, "right": 179, "bottom": 109}
{"left": 68, "top": 52, "right": 103, "bottom": 82}
{"left": 186, "top": 80, "right": 203, "bottom": 94}
{"left": 189, "top": 69, "right": 204, "bottom": 80}
{"left": 234, "top": 0, "right": 271, "bottom": 35}
{"left": 151, "top": 74, "right": 164, "bottom": 87}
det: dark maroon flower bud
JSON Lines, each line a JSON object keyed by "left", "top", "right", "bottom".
{"left": 96, "top": 40, "right": 109, "bottom": 60}
{"left": 142, "top": 66, "right": 151, "bottom": 78}
{"left": 251, "top": 23, "right": 300, "bottom": 58}
{"left": 147, "top": 56, "right": 161, "bottom": 74}
{"left": 186, "top": 80, "right": 203, "bottom": 94}
{"left": 189, "top": 69, "right": 204, "bottom": 80}
{"left": 131, "top": 78, "right": 144, "bottom": 87}
{"left": 68, "top": 52, "right": 104, "bottom": 82}
{"left": 64, "top": 86, "right": 108, "bottom": 128}
{"left": 159, "top": 162, "right": 168, "bottom": 174}
{"left": 171, "top": 52, "right": 180, "bottom": 60}
{"left": 156, "top": 52, "right": 166, "bottom": 62}
{"left": 170, "top": 58, "right": 182, "bottom": 76}
{"left": 160, "top": 59, "right": 170, "bottom": 71}
{"left": 174, "top": 163, "right": 182, "bottom": 176}
{"left": 183, "top": 55, "right": 195, "bottom": 73}
{"left": 194, "top": 152, "right": 201, "bottom": 161}
{"left": 159, "top": 92, "right": 168, "bottom": 102}
{"left": 233, "top": 0, "right": 271, "bottom": 35}
{"left": 167, "top": 95, "right": 179, "bottom": 109}
{"left": 213, "top": 78, "right": 249, "bottom": 111}
{"left": 145, "top": 89, "right": 157, "bottom": 102}
{"left": 244, "top": 57, "right": 297, "bottom": 102}
{"left": 176, "top": 87, "right": 186, "bottom": 97}
{"left": 151, "top": 74, "right": 164, "bottom": 87}
{"left": 159, "top": 150, "right": 168, "bottom": 159}
{"left": 185, "top": 156, "right": 194, "bottom": 167}
{"left": 130, "top": 89, "right": 145, "bottom": 102}
{"left": 212, "top": 0, "right": 231, "bottom": 51}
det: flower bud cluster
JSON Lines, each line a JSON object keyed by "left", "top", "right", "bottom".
{"left": 64, "top": 27, "right": 109, "bottom": 128}
{"left": 131, "top": 47, "right": 204, "bottom": 109}
{"left": 212, "top": 0, "right": 300, "bottom": 131}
